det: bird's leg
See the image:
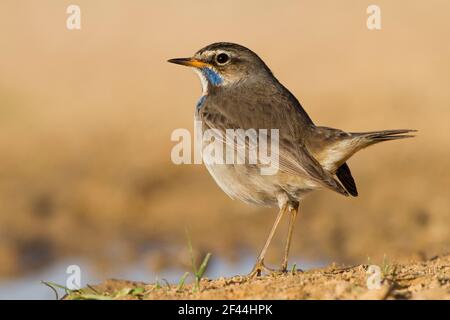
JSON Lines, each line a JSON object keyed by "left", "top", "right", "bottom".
{"left": 280, "top": 203, "right": 299, "bottom": 272}
{"left": 248, "top": 203, "right": 288, "bottom": 278}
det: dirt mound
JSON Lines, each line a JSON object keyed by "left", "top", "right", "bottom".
{"left": 65, "top": 254, "right": 450, "bottom": 300}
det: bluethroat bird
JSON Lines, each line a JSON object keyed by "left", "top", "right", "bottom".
{"left": 168, "top": 42, "right": 415, "bottom": 277}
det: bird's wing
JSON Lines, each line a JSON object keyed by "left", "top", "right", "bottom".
{"left": 199, "top": 92, "right": 348, "bottom": 196}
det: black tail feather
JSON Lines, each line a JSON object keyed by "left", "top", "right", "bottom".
{"left": 336, "top": 163, "right": 358, "bottom": 197}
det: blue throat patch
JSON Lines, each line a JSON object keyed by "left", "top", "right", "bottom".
{"left": 196, "top": 68, "right": 222, "bottom": 111}
{"left": 201, "top": 67, "right": 223, "bottom": 86}
{"left": 196, "top": 95, "right": 207, "bottom": 111}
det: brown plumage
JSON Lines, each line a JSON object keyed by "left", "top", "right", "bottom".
{"left": 168, "top": 42, "right": 416, "bottom": 276}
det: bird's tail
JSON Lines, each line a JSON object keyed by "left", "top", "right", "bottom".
{"left": 351, "top": 129, "right": 417, "bottom": 149}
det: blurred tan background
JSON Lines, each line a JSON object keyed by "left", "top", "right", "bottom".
{"left": 0, "top": 0, "right": 449, "bottom": 279}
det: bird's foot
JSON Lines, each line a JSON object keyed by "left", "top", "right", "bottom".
{"left": 246, "top": 260, "right": 274, "bottom": 279}
{"left": 280, "top": 261, "right": 289, "bottom": 273}
{"left": 279, "top": 263, "right": 304, "bottom": 275}
{"left": 247, "top": 261, "right": 304, "bottom": 280}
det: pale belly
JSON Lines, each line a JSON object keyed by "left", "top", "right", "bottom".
{"left": 198, "top": 132, "right": 321, "bottom": 207}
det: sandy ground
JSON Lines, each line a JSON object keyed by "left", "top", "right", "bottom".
{"left": 0, "top": 0, "right": 449, "bottom": 283}
{"left": 64, "top": 254, "right": 450, "bottom": 300}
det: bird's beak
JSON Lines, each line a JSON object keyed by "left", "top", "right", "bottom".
{"left": 167, "top": 57, "right": 210, "bottom": 68}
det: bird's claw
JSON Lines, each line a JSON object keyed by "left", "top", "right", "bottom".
{"left": 247, "top": 260, "right": 273, "bottom": 278}
{"left": 247, "top": 262, "right": 304, "bottom": 279}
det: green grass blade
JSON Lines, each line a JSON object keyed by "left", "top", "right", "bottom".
{"left": 197, "top": 253, "right": 211, "bottom": 279}
{"left": 176, "top": 272, "right": 190, "bottom": 292}
{"left": 41, "top": 281, "right": 60, "bottom": 300}
{"left": 185, "top": 229, "right": 198, "bottom": 275}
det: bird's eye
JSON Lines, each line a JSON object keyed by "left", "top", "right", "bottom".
{"left": 215, "top": 53, "right": 230, "bottom": 65}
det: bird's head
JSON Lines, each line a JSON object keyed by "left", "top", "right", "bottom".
{"left": 168, "top": 42, "right": 273, "bottom": 94}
